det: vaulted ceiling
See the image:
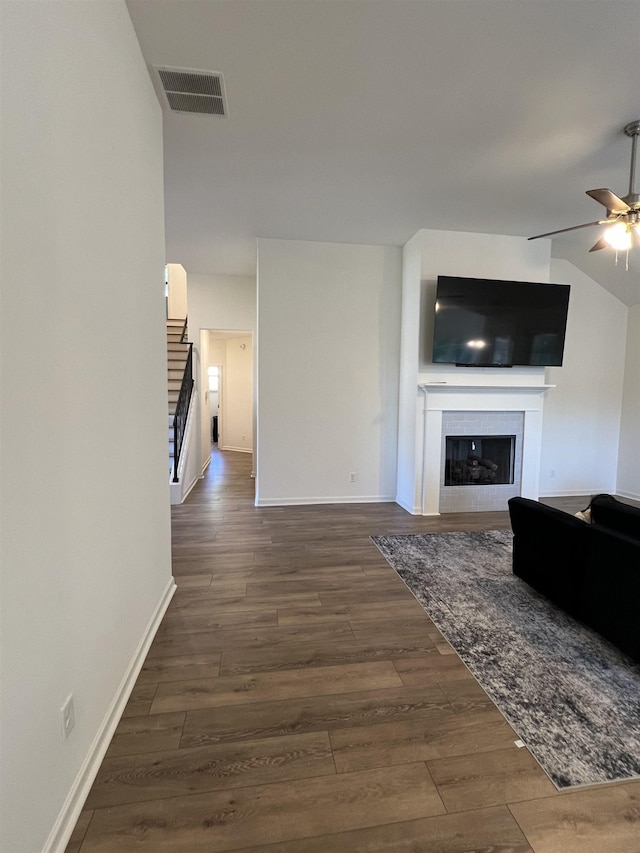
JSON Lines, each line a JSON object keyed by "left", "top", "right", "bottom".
{"left": 126, "top": 0, "right": 640, "bottom": 305}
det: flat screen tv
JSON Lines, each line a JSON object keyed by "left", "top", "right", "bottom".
{"left": 432, "top": 276, "right": 570, "bottom": 367}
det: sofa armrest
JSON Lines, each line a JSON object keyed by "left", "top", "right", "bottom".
{"left": 508, "top": 497, "right": 588, "bottom": 615}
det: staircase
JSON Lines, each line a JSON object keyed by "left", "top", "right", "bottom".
{"left": 167, "top": 318, "right": 190, "bottom": 476}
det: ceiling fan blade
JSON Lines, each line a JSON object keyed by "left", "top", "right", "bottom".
{"left": 528, "top": 221, "right": 601, "bottom": 241}
{"left": 588, "top": 237, "right": 609, "bottom": 252}
{"left": 586, "top": 188, "right": 630, "bottom": 213}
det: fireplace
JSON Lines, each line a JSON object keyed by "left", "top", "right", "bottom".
{"left": 444, "top": 435, "right": 516, "bottom": 487}
{"left": 417, "top": 381, "right": 552, "bottom": 516}
{"left": 438, "top": 411, "right": 524, "bottom": 513}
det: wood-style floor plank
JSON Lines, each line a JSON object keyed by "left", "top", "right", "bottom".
{"left": 218, "top": 634, "right": 437, "bottom": 676}
{"left": 329, "top": 707, "right": 519, "bottom": 773}
{"left": 137, "top": 652, "right": 221, "bottom": 684}
{"left": 276, "top": 600, "right": 425, "bottom": 626}
{"left": 145, "top": 620, "right": 356, "bottom": 659}
{"left": 180, "top": 684, "right": 451, "bottom": 747}
{"left": 393, "top": 653, "right": 475, "bottom": 684}
{"left": 509, "top": 782, "right": 640, "bottom": 853}
{"left": 155, "top": 607, "right": 279, "bottom": 634}
{"left": 168, "top": 590, "right": 322, "bottom": 611}
{"left": 85, "top": 731, "right": 335, "bottom": 808}
{"left": 150, "top": 660, "right": 403, "bottom": 713}
{"left": 427, "top": 746, "right": 557, "bottom": 811}
{"left": 234, "top": 805, "right": 534, "bottom": 852}
{"left": 80, "top": 763, "right": 445, "bottom": 852}
{"left": 65, "top": 449, "right": 640, "bottom": 853}
{"left": 105, "top": 712, "right": 186, "bottom": 758}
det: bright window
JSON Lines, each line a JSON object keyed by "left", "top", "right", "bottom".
{"left": 208, "top": 366, "right": 219, "bottom": 392}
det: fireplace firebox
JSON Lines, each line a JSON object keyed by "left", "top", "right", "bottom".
{"left": 444, "top": 435, "right": 515, "bottom": 487}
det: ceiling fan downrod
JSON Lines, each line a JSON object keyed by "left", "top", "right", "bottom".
{"left": 624, "top": 120, "right": 640, "bottom": 206}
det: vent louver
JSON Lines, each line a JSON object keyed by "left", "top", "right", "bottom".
{"left": 156, "top": 68, "right": 227, "bottom": 116}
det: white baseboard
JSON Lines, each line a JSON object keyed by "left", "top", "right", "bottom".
{"left": 255, "top": 495, "right": 396, "bottom": 507}
{"left": 170, "top": 470, "right": 200, "bottom": 504}
{"left": 45, "top": 577, "right": 176, "bottom": 853}
{"left": 540, "top": 489, "right": 605, "bottom": 498}
{"left": 617, "top": 488, "right": 640, "bottom": 502}
{"left": 180, "top": 473, "right": 200, "bottom": 502}
{"left": 220, "top": 445, "right": 252, "bottom": 453}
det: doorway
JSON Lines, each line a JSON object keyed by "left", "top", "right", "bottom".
{"left": 199, "top": 329, "right": 254, "bottom": 469}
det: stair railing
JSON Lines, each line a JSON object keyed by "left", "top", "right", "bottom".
{"left": 172, "top": 341, "right": 194, "bottom": 483}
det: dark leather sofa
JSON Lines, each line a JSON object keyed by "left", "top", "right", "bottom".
{"left": 508, "top": 495, "right": 640, "bottom": 663}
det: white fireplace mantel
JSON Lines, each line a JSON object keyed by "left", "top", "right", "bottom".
{"left": 419, "top": 383, "right": 555, "bottom": 393}
{"left": 417, "top": 381, "right": 555, "bottom": 515}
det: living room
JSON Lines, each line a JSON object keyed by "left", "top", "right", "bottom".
{"left": 2, "top": 3, "right": 639, "bottom": 853}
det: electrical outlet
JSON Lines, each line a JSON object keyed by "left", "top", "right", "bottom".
{"left": 61, "top": 695, "right": 75, "bottom": 740}
{"left": 550, "top": 469, "right": 557, "bottom": 479}
{"left": 349, "top": 472, "right": 356, "bottom": 483}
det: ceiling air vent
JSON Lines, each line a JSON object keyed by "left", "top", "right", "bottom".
{"left": 156, "top": 67, "right": 227, "bottom": 116}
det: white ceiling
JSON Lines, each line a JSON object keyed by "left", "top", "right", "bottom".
{"left": 126, "top": 0, "right": 640, "bottom": 305}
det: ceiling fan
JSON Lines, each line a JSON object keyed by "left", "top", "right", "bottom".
{"left": 529, "top": 120, "right": 640, "bottom": 255}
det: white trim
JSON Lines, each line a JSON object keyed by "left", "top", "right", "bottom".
{"left": 617, "top": 489, "right": 640, "bottom": 502}
{"left": 418, "top": 383, "right": 551, "bottom": 515}
{"left": 178, "top": 475, "right": 200, "bottom": 503}
{"left": 44, "top": 578, "right": 176, "bottom": 853}
{"left": 419, "top": 383, "right": 556, "bottom": 392}
{"left": 394, "top": 495, "right": 421, "bottom": 515}
{"left": 220, "top": 445, "right": 252, "bottom": 453}
{"left": 541, "top": 489, "right": 612, "bottom": 498}
{"left": 256, "top": 495, "right": 396, "bottom": 507}
{"left": 201, "top": 454, "right": 212, "bottom": 474}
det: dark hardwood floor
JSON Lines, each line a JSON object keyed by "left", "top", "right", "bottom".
{"left": 67, "top": 449, "right": 640, "bottom": 852}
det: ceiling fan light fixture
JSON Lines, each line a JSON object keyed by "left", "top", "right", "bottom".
{"left": 529, "top": 120, "right": 640, "bottom": 266}
{"left": 604, "top": 222, "right": 632, "bottom": 251}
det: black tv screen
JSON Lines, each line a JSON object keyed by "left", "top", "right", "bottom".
{"left": 432, "top": 276, "right": 570, "bottom": 367}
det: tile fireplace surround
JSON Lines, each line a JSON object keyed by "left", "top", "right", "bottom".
{"left": 418, "top": 381, "right": 553, "bottom": 515}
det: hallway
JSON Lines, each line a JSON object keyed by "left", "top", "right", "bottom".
{"left": 67, "top": 449, "right": 640, "bottom": 852}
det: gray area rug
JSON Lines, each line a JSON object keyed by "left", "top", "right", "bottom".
{"left": 372, "top": 529, "right": 640, "bottom": 788}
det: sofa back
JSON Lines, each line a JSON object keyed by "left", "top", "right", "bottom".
{"left": 590, "top": 496, "right": 640, "bottom": 542}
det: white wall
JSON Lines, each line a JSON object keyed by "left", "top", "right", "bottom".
{"left": 540, "top": 260, "right": 628, "bottom": 497}
{"left": 187, "top": 274, "right": 256, "bottom": 470}
{"left": 0, "top": 4, "right": 172, "bottom": 852}
{"left": 221, "top": 336, "right": 253, "bottom": 453}
{"left": 257, "top": 238, "right": 402, "bottom": 505}
{"left": 167, "top": 263, "right": 188, "bottom": 319}
{"left": 617, "top": 304, "right": 640, "bottom": 500}
{"left": 189, "top": 273, "right": 257, "bottom": 331}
